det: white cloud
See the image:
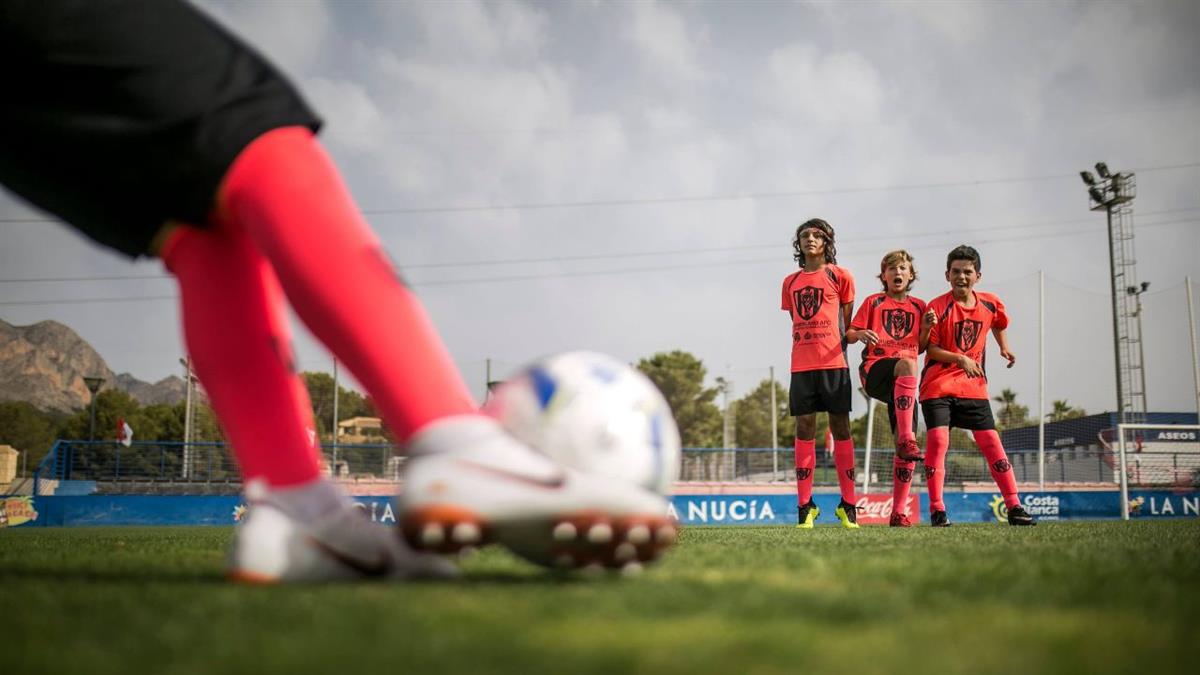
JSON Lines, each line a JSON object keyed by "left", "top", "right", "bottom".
{"left": 622, "top": 1, "right": 709, "bottom": 87}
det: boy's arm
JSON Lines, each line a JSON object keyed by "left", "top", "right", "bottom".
{"left": 992, "top": 326, "right": 1016, "bottom": 368}
{"left": 918, "top": 307, "right": 936, "bottom": 353}
{"left": 841, "top": 303, "right": 858, "bottom": 342}
{"left": 927, "top": 344, "right": 985, "bottom": 378}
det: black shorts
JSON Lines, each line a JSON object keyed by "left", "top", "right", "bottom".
{"left": 864, "top": 358, "right": 901, "bottom": 432}
{"left": 921, "top": 397, "right": 996, "bottom": 431}
{"left": 0, "top": 0, "right": 322, "bottom": 257}
{"left": 789, "top": 368, "right": 852, "bottom": 416}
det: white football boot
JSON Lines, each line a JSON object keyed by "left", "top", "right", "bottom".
{"left": 397, "top": 416, "right": 678, "bottom": 571}
{"left": 227, "top": 479, "right": 457, "bottom": 584}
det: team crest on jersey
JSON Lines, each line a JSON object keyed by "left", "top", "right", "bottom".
{"left": 882, "top": 309, "right": 914, "bottom": 340}
{"left": 954, "top": 319, "right": 983, "bottom": 351}
{"left": 794, "top": 287, "right": 824, "bottom": 321}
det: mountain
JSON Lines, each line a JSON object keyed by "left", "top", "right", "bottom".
{"left": 0, "top": 318, "right": 185, "bottom": 412}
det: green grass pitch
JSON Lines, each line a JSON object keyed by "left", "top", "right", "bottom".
{"left": 4, "top": 521, "right": 1198, "bottom": 675}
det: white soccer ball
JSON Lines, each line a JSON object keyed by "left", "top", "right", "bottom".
{"left": 483, "top": 351, "right": 681, "bottom": 495}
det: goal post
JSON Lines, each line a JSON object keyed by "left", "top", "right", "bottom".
{"left": 1114, "top": 423, "right": 1200, "bottom": 520}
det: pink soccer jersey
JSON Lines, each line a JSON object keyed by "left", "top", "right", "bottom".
{"left": 781, "top": 264, "right": 855, "bottom": 372}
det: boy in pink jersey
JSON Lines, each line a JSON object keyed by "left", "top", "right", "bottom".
{"left": 847, "top": 250, "right": 933, "bottom": 527}
{"left": 781, "top": 219, "right": 859, "bottom": 529}
{"left": 920, "top": 245, "right": 1035, "bottom": 527}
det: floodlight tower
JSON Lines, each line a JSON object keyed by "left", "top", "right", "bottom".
{"left": 1080, "top": 162, "right": 1145, "bottom": 423}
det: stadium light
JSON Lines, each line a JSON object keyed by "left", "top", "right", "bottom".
{"left": 1095, "top": 162, "right": 1111, "bottom": 179}
{"left": 83, "top": 376, "right": 105, "bottom": 442}
{"left": 1080, "top": 171, "right": 1097, "bottom": 186}
{"left": 1088, "top": 186, "right": 1106, "bottom": 204}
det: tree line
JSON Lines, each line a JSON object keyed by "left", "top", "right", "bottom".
{"left": 0, "top": 351, "right": 1086, "bottom": 472}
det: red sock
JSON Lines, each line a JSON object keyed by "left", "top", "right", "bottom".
{"left": 794, "top": 438, "right": 815, "bottom": 505}
{"left": 162, "top": 226, "right": 321, "bottom": 487}
{"left": 893, "top": 375, "right": 918, "bottom": 443}
{"left": 218, "top": 127, "right": 478, "bottom": 442}
{"left": 833, "top": 439, "right": 857, "bottom": 503}
{"left": 925, "top": 427, "right": 949, "bottom": 512}
{"left": 891, "top": 456, "right": 916, "bottom": 516}
{"left": 974, "top": 430, "right": 1021, "bottom": 508}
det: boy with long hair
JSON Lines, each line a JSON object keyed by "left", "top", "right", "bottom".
{"left": 781, "top": 219, "right": 859, "bottom": 529}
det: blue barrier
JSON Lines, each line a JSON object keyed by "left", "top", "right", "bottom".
{"left": 5, "top": 489, "right": 1197, "bottom": 528}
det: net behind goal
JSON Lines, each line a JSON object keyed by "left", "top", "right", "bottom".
{"left": 1108, "top": 424, "right": 1200, "bottom": 519}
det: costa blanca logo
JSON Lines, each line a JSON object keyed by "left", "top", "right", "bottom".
{"left": 988, "top": 495, "right": 1008, "bottom": 522}
{"left": 955, "top": 319, "right": 983, "bottom": 351}
{"left": 795, "top": 287, "right": 824, "bottom": 320}
{"left": 990, "top": 494, "right": 1060, "bottom": 521}
{"left": 882, "top": 309, "right": 914, "bottom": 340}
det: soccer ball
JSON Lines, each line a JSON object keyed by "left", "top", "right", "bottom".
{"left": 483, "top": 351, "right": 681, "bottom": 495}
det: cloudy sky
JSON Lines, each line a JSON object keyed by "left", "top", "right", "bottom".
{"left": 2, "top": 0, "right": 1198, "bottom": 421}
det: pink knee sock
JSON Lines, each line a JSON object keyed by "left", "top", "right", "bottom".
{"left": 218, "top": 127, "right": 478, "bottom": 442}
{"left": 833, "top": 439, "right": 857, "bottom": 503}
{"left": 974, "top": 429, "right": 1021, "bottom": 508}
{"left": 893, "top": 375, "right": 918, "bottom": 443}
{"left": 794, "top": 438, "right": 816, "bottom": 505}
{"left": 891, "top": 456, "right": 916, "bottom": 516}
{"left": 162, "top": 226, "right": 321, "bottom": 487}
{"left": 925, "top": 427, "right": 949, "bottom": 512}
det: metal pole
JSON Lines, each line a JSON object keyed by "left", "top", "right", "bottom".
{"left": 332, "top": 359, "right": 340, "bottom": 476}
{"left": 1038, "top": 270, "right": 1045, "bottom": 490}
{"left": 1117, "top": 424, "right": 1129, "bottom": 521}
{"left": 770, "top": 366, "right": 779, "bottom": 479}
{"left": 182, "top": 357, "right": 193, "bottom": 480}
{"left": 1188, "top": 277, "right": 1200, "bottom": 421}
{"left": 88, "top": 396, "right": 98, "bottom": 442}
{"left": 862, "top": 395, "right": 875, "bottom": 495}
{"left": 1105, "top": 205, "right": 1125, "bottom": 422}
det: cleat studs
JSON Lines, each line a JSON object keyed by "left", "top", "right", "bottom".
{"left": 621, "top": 561, "right": 644, "bottom": 577}
{"left": 451, "top": 522, "right": 481, "bottom": 544}
{"left": 586, "top": 523, "right": 614, "bottom": 544}
{"left": 552, "top": 522, "right": 578, "bottom": 542}
{"left": 654, "top": 525, "right": 677, "bottom": 545}
{"left": 581, "top": 562, "right": 606, "bottom": 577}
{"left": 626, "top": 525, "right": 651, "bottom": 545}
{"left": 614, "top": 542, "right": 638, "bottom": 562}
{"left": 420, "top": 523, "right": 446, "bottom": 547}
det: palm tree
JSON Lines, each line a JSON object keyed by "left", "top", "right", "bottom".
{"left": 992, "top": 388, "right": 1030, "bottom": 429}
{"left": 1048, "top": 399, "right": 1086, "bottom": 422}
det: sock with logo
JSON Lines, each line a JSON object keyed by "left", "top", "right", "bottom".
{"left": 974, "top": 429, "right": 1021, "bottom": 509}
{"left": 161, "top": 225, "right": 322, "bottom": 488}
{"left": 925, "top": 427, "right": 950, "bottom": 512}
{"left": 833, "top": 438, "right": 857, "bottom": 503}
{"left": 892, "top": 375, "right": 918, "bottom": 443}
{"left": 218, "top": 126, "right": 479, "bottom": 443}
{"left": 794, "top": 438, "right": 816, "bottom": 505}
{"left": 891, "top": 456, "right": 916, "bottom": 516}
